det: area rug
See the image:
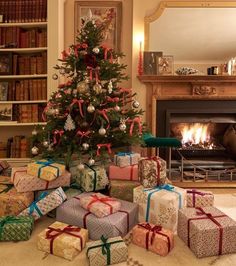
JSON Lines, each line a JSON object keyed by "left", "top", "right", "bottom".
{"left": 1, "top": 193, "right": 236, "bottom": 266}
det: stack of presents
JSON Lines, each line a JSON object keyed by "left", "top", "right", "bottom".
{"left": 0, "top": 152, "right": 236, "bottom": 265}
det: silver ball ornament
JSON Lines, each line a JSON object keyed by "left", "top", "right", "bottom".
{"left": 54, "top": 108, "right": 60, "bottom": 115}
{"left": 114, "top": 105, "right": 120, "bottom": 112}
{"left": 43, "top": 140, "right": 49, "bottom": 148}
{"left": 59, "top": 68, "right": 65, "bottom": 75}
{"left": 88, "top": 158, "right": 95, "bottom": 166}
{"left": 77, "top": 163, "right": 85, "bottom": 171}
{"left": 31, "top": 146, "right": 39, "bottom": 155}
{"left": 32, "top": 129, "right": 37, "bottom": 135}
{"left": 52, "top": 73, "right": 58, "bottom": 80}
{"left": 119, "top": 123, "right": 126, "bottom": 131}
{"left": 87, "top": 104, "right": 95, "bottom": 113}
{"left": 132, "top": 100, "right": 140, "bottom": 108}
{"left": 98, "top": 127, "right": 106, "bottom": 135}
{"left": 92, "top": 47, "right": 100, "bottom": 54}
{"left": 82, "top": 143, "right": 90, "bottom": 150}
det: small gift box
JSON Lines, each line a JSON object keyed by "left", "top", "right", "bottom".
{"left": 76, "top": 164, "right": 109, "bottom": 192}
{"left": 79, "top": 193, "right": 121, "bottom": 218}
{"left": 27, "top": 160, "right": 65, "bottom": 181}
{"left": 109, "top": 180, "right": 140, "bottom": 202}
{"left": 11, "top": 167, "right": 71, "bottom": 192}
{"left": 109, "top": 164, "right": 138, "bottom": 181}
{"left": 18, "top": 187, "right": 67, "bottom": 220}
{"left": 37, "top": 221, "right": 88, "bottom": 261}
{"left": 187, "top": 189, "right": 214, "bottom": 208}
{"left": 132, "top": 222, "right": 174, "bottom": 256}
{"left": 56, "top": 193, "right": 138, "bottom": 240}
{"left": 114, "top": 152, "right": 141, "bottom": 167}
{"left": 139, "top": 156, "right": 166, "bottom": 188}
{"left": 0, "top": 184, "right": 34, "bottom": 217}
{"left": 133, "top": 184, "right": 186, "bottom": 234}
{"left": 86, "top": 235, "right": 128, "bottom": 266}
{"left": 0, "top": 216, "right": 34, "bottom": 241}
{"left": 178, "top": 207, "right": 236, "bottom": 258}
{"left": 0, "top": 160, "right": 10, "bottom": 174}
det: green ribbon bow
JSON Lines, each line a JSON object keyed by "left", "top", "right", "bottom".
{"left": 28, "top": 191, "right": 48, "bottom": 217}
{"left": 0, "top": 216, "right": 27, "bottom": 239}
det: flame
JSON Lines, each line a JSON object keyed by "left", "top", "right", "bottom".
{"left": 181, "top": 123, "right": 210, "bottom": 145}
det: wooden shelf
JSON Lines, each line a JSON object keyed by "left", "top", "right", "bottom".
{"left": 0, "top": 22, "right": 47, "bottom": 28}
{"left": 0, "top": 74, "right": 47, "bottom": 79}
{"left": 0, "top": 100, "right": 47, "bottom": 104}
{"left": 0, "top": 47, "right": 47, "bottom": 53}
{"left": 0, "top": 122, "right": 47, "bottom": 126}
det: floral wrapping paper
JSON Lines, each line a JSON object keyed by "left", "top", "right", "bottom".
{"left": 138, "top": 157, "right": 166, "bottom": 188}
{"left": 0, "top": 184, "right": 34, "bottom": 217}
{"left": 109, "top": 165, "right": 139, "bottom": 181}
{"left": 132, "top": 222, "right": 174, "bottom": 256}
{"left": 0, "top": 216, "right": 34, "bottom": 241}
{"left": 27, "top": 160, "right": 65, "bottom": 181}
{"left": 18, "top": 187, "right": 67, "bottom": 220}
{"left": 76, "top": 165, "right": 109, "bottom": 192}
{"left": 114, "top": 152, "right": 141, "bottom": 167}
{"left": 133, "top": 185, "right": 186, "bottom": 234}
{"left": 86, "top": 236, "right": 128, "bottom": 266}
{"left": 79, "top": 193, "right": 121, "bottom": 218}
{"left": 37, "top": 221, "right": 88, "bottom": 261}
{"left": 56, "top": 193, "right": 138, "bottom": 240}
{"left": 178, "top": 207, "right": 236, "bottom": 258}
{"left": 186, "top": 189, "right": 214, "bottom": 208}
{"left": 109, "top": 180, "right": 141, "bottom": 202}
{"left": 11, "top": 167, "right": 71, "bottom": 192}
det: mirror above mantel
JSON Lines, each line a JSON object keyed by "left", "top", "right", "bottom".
{"left": 144, "top": 1, "right": 236, "bottom": 75}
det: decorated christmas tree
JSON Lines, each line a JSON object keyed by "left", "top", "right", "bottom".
{"left": 32, "top": 9, "right": 145, "bottom": 168}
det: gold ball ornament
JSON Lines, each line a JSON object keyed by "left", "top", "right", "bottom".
{"left": 77, "top": 81, "right": 88, "bottom": 93}
{"left": 93, "top": 83, "right": 103, "bottom": 94}
{"left": 43, "top": 141, "right": 49, "bottom": 148}
{"left": 87, "top": 104, "right": 95, "bottom": 113}
{"left": 132, "top": 100, "right": 140, "bottom": 108}
{"left": 82, "top": 143, "right": 90, "bottom": 150}
{"left": 92, "top": 47, "right": 100, "bottom": 54}
{"left": 119, "top": 122, "right": 126, "bottom": 131}
{"left": 88, "top": 158, "right": 95, "bottom": 166}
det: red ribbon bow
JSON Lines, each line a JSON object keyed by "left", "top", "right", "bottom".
{"left": 76, "top": 130, "right": 91, "bottom": 144}
{"left": 106, "top": 96, "right": 119, "bottom": 103}
{"left": 53, "top": 130, "right": 64, "bottom": 144}
{"left": 87, "top": 194, "right": 116, "bottom": 214}
{"left": 70, "top": 99, "right": 84, "bottom": 118}
{"left": 46, "top": 225, "right": 83, "bottom": 254}
{"left": 127, "top": 117, "right": 142, "bottom": 136}
{"left": 96, "top": 143, "right": 112, "bottom": 156}
{"left": 97, "top": 109, "right": 110, "bottom": 129}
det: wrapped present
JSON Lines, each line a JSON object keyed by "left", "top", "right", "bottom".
{"left": 114, "top": 152, "right": 141, "bottom": 167}
{"left": 18, "top": 187, "right": 67, "bottom": 220}
{"left": 109, "top": 164, "right": 138, "bottom": 181}
{"left": 132, "top": 222, "right": 174, "bottom": 256}
{"left": 76, "top": 164, "right": 109, "bottom": 192}
{"left": 56, "top": 193, "right": 138, "bottom": 240}
{"left": 187, "top": 189, "right": 214, "bottom": 208}
{"left": 0, "top": 216, "right": 34, "bottom": 241}
{"left": 79, "top": 193, "right": 121, "bottom": 218}
{"left": 27, "top": 160, "right": 65, "bottom": 181}
{"left": 11, "top": 167, "right": 71, "bottom": 192}
{"left": 37, "top": 221, "right": 88, "bottom": 261}
{"left": 178, "top": 207, "right": 236, "bottom": 258}
{"left": 0, "top": 184, "right": 34, "bottom": 217}
{"left": 133, "top": 184, "right": 186, "bottom": 233}
{"left": 0, "top": 175, "right": 12, "bottom": 184}
{"left": 138, "top": 156, "right": 166, "bottom": 188}
{"left": 0, "top": 160, "right": 9, "bottom": 174}
{"left": 87, "top": 235, "right": 128, "bottom": 266}
{"left": 109, "top": 180, "right": 140, "bottom": 202}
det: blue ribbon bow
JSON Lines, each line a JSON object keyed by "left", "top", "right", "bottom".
{"left": 28, "top": 191, "right": 48, "bottom": 217}
{"left": 36, "top": 160, "right": 59, "bottom": 178}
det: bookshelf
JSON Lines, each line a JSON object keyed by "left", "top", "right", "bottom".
{"left": 0, "top": 0, "right": 64, "bottom": 163}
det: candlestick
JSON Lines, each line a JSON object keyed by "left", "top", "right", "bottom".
{"left": 138, "top": 41, "right": 143, "bottom": 76}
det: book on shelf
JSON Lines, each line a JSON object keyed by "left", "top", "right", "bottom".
{"left": 0, "top": 81, "right": 8, "bottom": 101}
{"left": 3, "top": 135, "right": 30, "bottom": 158}
{"left": 0, "top": 103, "right": 12, "bottom": 121}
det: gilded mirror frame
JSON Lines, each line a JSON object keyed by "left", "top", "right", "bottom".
{"left": 144, "top": 1, "right": 236, "bottom": 50}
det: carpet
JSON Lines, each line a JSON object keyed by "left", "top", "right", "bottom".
{"left": 1, "top": 193, "right": 236, "bottom": 266}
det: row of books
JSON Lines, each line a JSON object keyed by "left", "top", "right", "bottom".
{"left": 0, "top": 0, "right": 47, "bottom": 23}
{"left": 11, "top": 52, "right": 47, "bottom": 75}
{"left": 0, "top": 79, "right": 47, "bottom": 101}
{"left": 0, "top": 27, "right": 47, "bottom": 48}
{"left": 0, "top": 136, "right": 31, "bottom": 158}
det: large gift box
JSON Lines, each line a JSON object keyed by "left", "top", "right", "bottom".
{"left": 18, "top": 187, "right": 67, "bottom": 220}
{"left": 138, "top": 156, "right": 166, "bottom": 188}
{"left": 11, "top": 167, "right": 71, "bottom": 192}
{"left": 132, "top": 222, "right": 174, "bottom": 256}
{"left": 76, "top": 164, "right": 109, "bottom": 192}
{"left": 86, "top": 235, "right": 128, "bottom": 266}
{"left": 0, "top": 216, "right": 34, "bottom": 241}
{"left": 178, "top": 207, "right": 236, "bottom": 258}
{"left": 109, "top": 164, "right": 139, "bottom": 181}
{"left": 0, "top": 184, "right": 34, "bottom": 217}
{"left": 187, "top": 189, "right": 214, "bottom": 208}
{"left": 109, "top": 180, "right": 140, "bottom": 202}
{"left": 114, "top": 152, "right": 141, "bottom": 167}
{"left": 56, "top": 193, "right": 138, "bottom": 240}
{"left": 37, "top": 221, "right": 88, "bottom": 261}
{"left": 79, "top": 193, "right": 121, "bottom": 218}
{"left": 133, "top": 184, "right": 186, "bottom": 233}
{"left": 27, "top": 160, "right": 65, "bottom": 181}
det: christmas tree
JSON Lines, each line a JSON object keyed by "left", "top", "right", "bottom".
{"left": 32, "top": 9, "right": 145, "bottom": 168}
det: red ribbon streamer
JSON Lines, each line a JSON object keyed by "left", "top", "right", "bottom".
{"left": 127, "top": 117, "right": 142, "bottom": 136}
{"left": 96, "top": 143, "right": 112, "bottom": 156}
{"left": 130, "top": 165, "right": 134, "bottom": 181}
{"left": 138, "top": 223, "right": 170, "bottom": 252}
{"left": 53, "top": 130, "right": 64, "bottom": 144}
{"left": 187, "top": 189, "right": 212, "bottom": 207}
{"left": 87, "top": 194, "right": 116, "bottom": 214}
{"left": 70, "top": 99, "right": 84, "bottom": 118}
{"left": 187, "top": 207, "right": 227, "bottom": 255}
{"left": 97, "top": 109, "right": 110, "bottom": 129}
{"left": 46, "top": 225, "right": 83, "bottom": 254}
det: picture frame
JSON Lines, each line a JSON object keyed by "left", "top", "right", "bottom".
{"left": 158, "top": 55, "right": 174, "bottom": 75}
{"left": 74, "top": 1, "right": 122, "bottom": 52}
{"left": 143, "top": 51, "right": 163, "bottom": 75}
{"left": 0, "top": 52, "right": 12, "bottom": 75}
{"left": 0, "top": 103, "right": 12, "bottom": 121}
{"left": 0, "top": 82, "right": 8, "bottom": 101}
